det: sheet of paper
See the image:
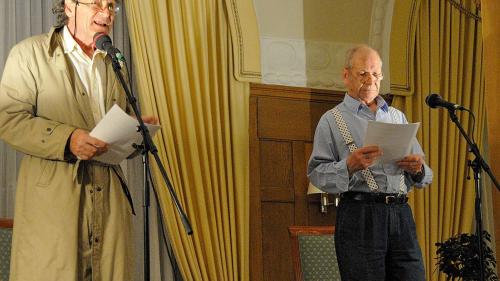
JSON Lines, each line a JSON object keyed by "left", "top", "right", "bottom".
{"left": 363, "top": 121, "right": 420, "bottom": 164}
{"left": 90, "top": 104, "right": 161, "bottom": 165}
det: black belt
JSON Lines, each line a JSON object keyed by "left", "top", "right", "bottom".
{"left": 341, "top": 192, "right": 408, "bottom": 204}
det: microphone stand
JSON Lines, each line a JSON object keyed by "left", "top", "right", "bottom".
{"left": 446, "top": 108, "right": 500, "bottom": 281}
{"left": 108, "top": 57, "right": 193, "bottom": 281}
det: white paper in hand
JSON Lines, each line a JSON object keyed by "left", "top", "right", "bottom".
{"left": 90, "top": 104, "right": 161, "bottom": 165}
{"left": 363, "top": 121, "right": 420, "bottom": 164}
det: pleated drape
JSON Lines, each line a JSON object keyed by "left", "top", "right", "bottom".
{"left": 482, "top": 0, "right": 500, "bottom": 266}
{"left": 125, "top": 0, "right": 259, "bottom": 280}
{"left": 392, "top": 1, "right": 485, "bottom": 280}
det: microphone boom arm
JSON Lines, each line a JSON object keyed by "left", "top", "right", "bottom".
{"left": 447, "top": 109, "right": 500, "bottom": 190}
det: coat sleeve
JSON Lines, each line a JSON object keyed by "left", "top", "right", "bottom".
{"left": 0, "top": 43, "right": 76, "bottom": 160}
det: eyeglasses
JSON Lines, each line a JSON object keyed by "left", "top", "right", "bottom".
{"left": 76, "top": 0, "right": 120, "bottom": 14}
{"left": 349, "top": 68, "right": 384, "bottom": 83}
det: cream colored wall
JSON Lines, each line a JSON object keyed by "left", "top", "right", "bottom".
{"left": 255, "top": 0, "right": 372, "bottom": 41}
{"left": 254, "top": 0, "right": 305, "bottom": 39}
{"left": 255, "top": 0, "right": 394, "bottom": 93}
{"left": 303, "top": 0, "right": 372, "bottom": 42}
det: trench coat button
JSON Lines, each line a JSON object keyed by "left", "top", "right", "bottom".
{"left": 82, "top": 92, "right": 86, "bottom": 96}
{"left": 46, "top": 128, "right": 52, "bottom": 132}
{"left": 96, "top": 186, "right": 102, "bottom": 192}
{"left": 95, "top": 237, "right": 99, "bottom": 243}
{"left": 41, "top": 139, "right": 45, "bottom": 143}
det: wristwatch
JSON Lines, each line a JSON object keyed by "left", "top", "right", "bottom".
{"left": 410, "top": 166, "right": 425, "bottom": 182}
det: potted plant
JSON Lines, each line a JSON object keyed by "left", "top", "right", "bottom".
{"left": 435, "top": 231, "right": 498, "bottom": 280}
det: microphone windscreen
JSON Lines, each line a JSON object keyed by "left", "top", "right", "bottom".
{"left": 425, "top": 93, "right": 441, "bottom": 108}
{"left": 93, "top": 32, "right": 112, "bottom": 51}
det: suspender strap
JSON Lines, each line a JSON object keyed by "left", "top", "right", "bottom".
{"left": 331, "top": 106, "right": 407, "bottom": 194}
{"left": 331, "top": 107, "right": 380, "bottom": 192}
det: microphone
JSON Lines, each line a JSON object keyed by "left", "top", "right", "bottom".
{"left": 425, "top": 93, "right": 465, "bottom": 110}
{"left": 93, "top": 32, "right": 125, "bottom": 62}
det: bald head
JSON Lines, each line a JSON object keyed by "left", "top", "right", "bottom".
{"left": 342, "top": 45, "right": 383, "bottom": 107}
{"left": 344, "top": 45, "right": 382, "bottom": 69}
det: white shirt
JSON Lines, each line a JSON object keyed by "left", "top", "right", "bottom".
{"left": 62, "top": 26, "right": 107, "bottom": 123}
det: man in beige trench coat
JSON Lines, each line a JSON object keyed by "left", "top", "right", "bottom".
{"left": 0, "top": 1, "right": 157, "bottom": 280}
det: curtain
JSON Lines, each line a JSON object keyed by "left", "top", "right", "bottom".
{"left": 481, "top": 0, "right": 500, "bottom": 266}
{"left": 125, "top": 0, "right": 260, "bottom": 279}
{"left": 391, "top": 0, "right": 485, "bottom": 280}
{"left": 482, "top": 0, "right": 500, "bottom": 181}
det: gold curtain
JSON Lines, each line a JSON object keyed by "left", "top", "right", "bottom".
{"left": 482, "top": 0, "right": 500, "bottom": 264}
{"left": 482, "top": 0, "right": 500, "bottom": 179}
{"left": 125, "top": 0, "right": 260, "bottom": 280}
{"left": 391, "top": 0, "right": 485, "bottom": 280}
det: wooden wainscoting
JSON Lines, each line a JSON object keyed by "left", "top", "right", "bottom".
{"left": 249, "top": 83, "right": 344, "bottom": 281}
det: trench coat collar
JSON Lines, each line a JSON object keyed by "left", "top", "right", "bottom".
{"left": 47, "top": 27, "right": 64, "bottom": 58}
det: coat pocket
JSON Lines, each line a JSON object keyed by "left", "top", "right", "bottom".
{"left": 36, "top": 160, "right": 57, "bottom": 187}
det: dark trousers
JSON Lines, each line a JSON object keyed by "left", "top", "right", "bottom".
{"left": 335, "top": 199, "right": 425, "bottom": 281}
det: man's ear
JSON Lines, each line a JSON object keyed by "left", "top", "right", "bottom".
{"left": 64, "top": 1, "right": 75, "bottom": 17}
{"left": 342, "top": 68, "right": 350, "bottom": 82}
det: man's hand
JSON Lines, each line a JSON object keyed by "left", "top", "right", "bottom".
{"left": 141, "top": 115, "right": 159, "bottom": 125}
{"left": 69, "top": 129, "right": 108, "bottom": 160}
{"left": 397, "top": 154, "right": 424, "bottom": 175}
{"left": 346, "top": 145, "right": 383, "bottom": 174}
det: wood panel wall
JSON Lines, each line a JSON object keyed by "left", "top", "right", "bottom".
{"left": 249, "top": 84, "right": 344, "bottom": 281}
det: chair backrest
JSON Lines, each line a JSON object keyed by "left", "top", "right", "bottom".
{"left": 288, "top": 226, "right": 340, "bottom": 281}
{"left": 0, "top": 219, "right": 13, "bottom": 281}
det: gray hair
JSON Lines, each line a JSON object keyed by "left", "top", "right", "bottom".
{"left": 344, "top": 44, "right": 383, "bottom": 69}
{"left": 52, "top": 0, "right": 69, "bottom": 29}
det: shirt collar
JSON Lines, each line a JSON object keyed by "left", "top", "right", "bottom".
{"left": 62, "top": 26, "right": 106, "bottom": 58}
{"left": 343, "top": 93, "right": 389, "bottom": 113}
{"left": 62, "top": 26, "right": 75, "bottom": 54}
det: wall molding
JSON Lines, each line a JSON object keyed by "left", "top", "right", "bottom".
{"left": 261, "top": 37, "right": 351, "bottom": 91}
{"left": 389, "top": 0, "right": 420, "bottom": 96}
{"left": 260, "top": 0, "right": 395, "bottom": 92}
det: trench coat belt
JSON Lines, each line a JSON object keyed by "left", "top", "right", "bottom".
{"left": 72, "top": 159, "right": 136, "bottom": 215}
